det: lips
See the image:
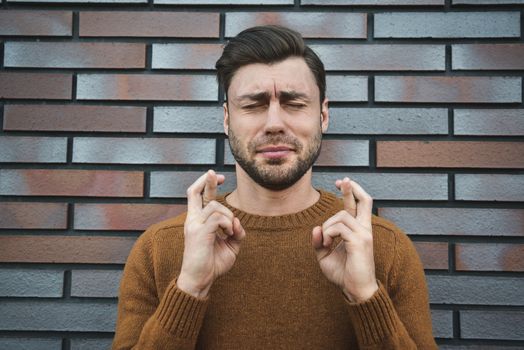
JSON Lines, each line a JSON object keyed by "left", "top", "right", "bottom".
{"left": 256, "top": 145, "right": 295, "bottom": 159}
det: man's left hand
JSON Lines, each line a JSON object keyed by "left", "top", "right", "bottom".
{"left": 312, "top": 177, "right": 378, "bottom": 303}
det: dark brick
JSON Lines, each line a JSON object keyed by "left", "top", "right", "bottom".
{"left": 377, "top": 141, "right": 524, "bottom": 168}
{"left": 76, "top": 74, "right": 217, "bottom": 101}
{"left": 70, "top": 339, "right": 114, "bottom": 350}
{"left": 0, "top": 137, "right": 67, "bottom": 163}
{"left": 0, "top": 169, "right": 144, "bottom": 197}
{"left": 153, "top": 106, "right": 223, "bottom": 133}
{"left": 454, "top": 109, "right": 524, "bottom": 136}
{"left": 150, "top": 171, "right": 236, "bottom": 198}
{"left": 72, "top": 137, "right": 215, "bottom": 164}
{"left": 0, "top": 10, "right": 72, "bottom": 36}
{"left": 4, "top": 42, "right": 145, "bottom": 69}
{"left": 375, "top": 12, "right": 520, "bottom": 38}
{"left": 440, "top": 346, "right": 524, "bottom": 350}
{"left": 375, "top": 76, "right": 521, "bottom": 103}
{"left": 455, "top": 174, "right": 524, "bottom": 201}
{"left": 454, "top": 0, "right": 524, "bottom": 4}
{"left": 226, "top": 12, "right": 367, "bottom": 38}
{"left": 431, "top": 309, "right": 453, "bottom": 338}
{"left": 456, "top": 243, "right": 524, "bottom": 272}
{"left": 327, "top": 76, "right": 368, "bottom": 102}
{"left": 0, "top": 203, "right": 68, "bottom": 229}
{"left": 3, "top": 104, "right": 147, "bottom": 133}
{"left": 453, "top": 44, "right": 524, "bottom": 70}
{"left": 0, "top": 269, "right": 63, "bottom": 297}
{"left": 378, "top": 208, "right": 524, "bottom": 236}
{"left": 0, "top": 73, "right": 72, "bottom": 100}
{"left": 311, "top": 44, "right": 444, "bottom": 71}
{"left": 0, "top": 236, "right": 135, "bottom": 264}
{"left": 74, "top": 204, "right": 186, "bottom": 230}
{"left": 461, "top": 310, "right": 524, "bottom": 340}
{"left": 0, "top": 338, "right": 62, "bottom": 350}
{"left": 427, "top": 275, "right": 524, "bottom": 305}
{"left": 303, "top": 0, "right": 442, "bottom": 4}
{"left": 327, "top": 108, "right": 448, "bottom": 135}
{"left": 152, "top": 44, "right": 222, "bottom": 69}
{"left": 80, "top": 11, "right": 219, "bottom": 37}
{"left": 156, "top": 0, "right": 292, "bottom": 3}
{"left": 71, "top": 270, "right": 122, "bottom": 298}
{"left": 413, "top": 242, "right": 448, "bottom": 270}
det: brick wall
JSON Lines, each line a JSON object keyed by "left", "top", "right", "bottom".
{"left": 0, "top": 0, "right": 523, "bottom": 349}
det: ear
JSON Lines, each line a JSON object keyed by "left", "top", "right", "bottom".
{"left": 320, "top": 98, "right": 329, "bottom": 133}
{"left": 223, "top": 102, "right": 229, "bottom": 136}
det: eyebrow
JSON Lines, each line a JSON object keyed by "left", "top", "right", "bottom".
{"left": 235, "top": 90, "right": 310, "bottom": 104}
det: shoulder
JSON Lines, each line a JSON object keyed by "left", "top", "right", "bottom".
{"left": 132, "top": 212, "right": 188, "bottom": 253}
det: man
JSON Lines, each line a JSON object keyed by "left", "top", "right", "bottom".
{"left": 112, "top": 25, "right": 437, "bottom": 349}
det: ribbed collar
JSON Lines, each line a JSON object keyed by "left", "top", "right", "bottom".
{"left": 216, "top": 190, "right": 341, "bottom": 230}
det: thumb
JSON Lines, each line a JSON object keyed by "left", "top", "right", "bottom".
{"left": 312, "top": 226, "right": 331, "bottom": 261}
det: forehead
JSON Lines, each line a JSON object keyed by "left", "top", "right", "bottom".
{"left": 228, "top": 57, "right": 319, "bottom": 99}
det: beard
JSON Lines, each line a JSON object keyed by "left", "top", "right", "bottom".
{"left": 228, "top": 123, "right": 322, "bottom": 191}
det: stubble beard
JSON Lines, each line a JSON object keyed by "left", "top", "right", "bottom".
{"left": 228, "top": 123, "right": 322, "bottom": 191}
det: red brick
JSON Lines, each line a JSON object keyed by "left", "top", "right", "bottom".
{"left": 0, "top": 73, "right": 72, "bottom": 100}
{"left": 152, "top": 43, "right": 223, "bottom": 70}
{"left": 377, "top": 141, "right": 524, "bottom": 168}
{"left": 0, "top": 203, "right": 67, "bottom": 229}
{"left": 0, "top": 236, "right": 134, "bottom": 264}
{"left": 225, "top": 12, "right": 367, "bottom": 38}
{"left": 76, "top": 74, "right": 217, "bottom": 101}
{"left": 3, "top": 105, "right": 146, "bottom": 133}
{"left": 453, "top": 44, "right": 524, "bottom": 70}
{"left": 0, "top": 169, "right": 143, "bottom": 197}
{"left": 74, "top": 204, "right": 186, "bottom": 230}
{"left": 0, "top": 137, "right": 67, "bottom": 163}
{"left": 454, "top": 109, "right": 524, "bottom": 136}
{"left": 80, "top": 12, "right": 219, "bottom": 38}
{"left": 375, "top": 76, "right": 521, "bottom": 103}
{"left": 413, "top": 242, "right": 448, "bottom": 270}
{"left": 4, "top": 42, "right": 145, "bottom": 69}
{"left": 0, "top": 11, "right": 72, "bottom": 36}
{"left": 456, "top": 243, "right": 524, "bottom": 272}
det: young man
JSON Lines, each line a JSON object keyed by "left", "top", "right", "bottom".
{"left": 112, "top": 25, "right": 437, "bottom": 349}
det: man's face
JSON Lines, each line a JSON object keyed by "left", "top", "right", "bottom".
{"left": 224, "top": 57, "right": 329, "bottom": 191}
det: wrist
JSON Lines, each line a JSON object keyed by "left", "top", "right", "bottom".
{"left": 177, "top": 273, "right": 212, "bottom": 299}
{"left": 343, "top": 282, "right": 379, "bottom": 303}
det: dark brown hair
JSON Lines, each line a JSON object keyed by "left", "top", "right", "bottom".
{"left": 215, "top": 25, "right": 326, "bottom": 103}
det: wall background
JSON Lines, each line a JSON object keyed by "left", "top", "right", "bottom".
{"left": 0, "top": 0, "right": 523, "bottom": 349}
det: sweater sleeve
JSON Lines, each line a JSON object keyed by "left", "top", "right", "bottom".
{"left": 345, "top": 227, "right": 438, "bottom": 350}
{"left": 112, "top": 229, "right": 209, "bottom": 350}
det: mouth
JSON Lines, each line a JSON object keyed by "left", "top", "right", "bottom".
{"left": 256, "top": 145, "right": 295, "bottom": 159}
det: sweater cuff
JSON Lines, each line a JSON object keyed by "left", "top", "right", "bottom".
{"left": 154, "top": 280, "right": 210, "bottom": 338}
{"left": 345, "top": 281, "right": 400, "bottom": 346}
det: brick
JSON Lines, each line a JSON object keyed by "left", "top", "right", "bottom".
{"left": 0, "top": 73, "right": 72, "bottom": 100}
{"left": 374, "top": 12, "right": 520, "bottom": 38}
{"left": 0, "top": 169, "right": 144, "bottom": 197}
{"left": 453, "top": 44, "right": 524, "bottom": 70}
{"left": 328, "top": 108, "right": 448, "bottom": 135}
{"left": 0, "top": 203, "right": 67, "bottom": 229}
{"left": 377, "top": 141, "right": 524, "bottom": 168}
{"left": 440, "top": 346, "right": 524, "bottom": 350}
{"left": 327, "top": 76, "right": 368, "bottom": 102}
{"left": 0, "top": 11, "right": 71, "bottom": 36}
{"left": 4, "top": 42, "right": 145, "bottom": 69}
{"left": 431, "top": 309, "right": 453, "bottom": 338}
{"left": 0, "top": 136, "right": 67, "bottom": 163}
{"left": 312, "top": 173, "right": 447, "bottom": 201}
{"left": 303, "top": 0, "right": 442, "bottom": 4}
{"left": 375, "top": 76, "right": 521, "bottom": 103}
{"left": 156, "top": 0, "right": 292, "bottom": 3}
{"left": 453, "top": 0, "right": 524, "bottom": 3}
{"left": 0, "top": 236, "right": 135, "bottom": 264}
{"left": 225, "top": 12, "right": 367, "bottom": 39}
{"left": 152, "top": 44, "right": 223, "bottom": 70}
{"left": 12, "top": 0, "right": 146, "bottom": 2}
{"left": 311, "top": 44, "right": 444, "bottom": 71}
{"left": 77, "top": 74, "right": 217, "bottom": 101}
{"left": 70, "top": 339, "right": 114, "bottom": 350}
{"left": 74, "top": 203, "right": 186, "bottom": 230}
{"left": 378, "top": 208, "right": 524, "bottom": 237}
{"left": 71, "top": 270, "right": 122, "bottom": 298}
{"left": 456, "top": 243, "right": 524, "bottom": 272}
{"left": 73, "top": 137, "right": 215, "bottom": 164}
{"left": 153, "top": 106, "right": 223, "bottom": 133}
{"left": 80, "top": 11, "right": 219, "bottom": 38}
{"left": 0, "top": 269, "right": 63, "bottom": 297}
{"left": 0, "top": 338, "right": 62, "bottom": 350}
{"left": 150, "top": 171, "right": 236, "bottom": 198}
{"left": 413, "top": 242, "right": 448, "bottom": 270}
{"left": 427, "top": 275, "right": 524, "bottom": 306}
{"left": 461, "top": 310, "right": 524, "bottom": 340}
{"left": 0, "top": 300, "right": 116, "bottom": 332}
{"left": 454, "top": 109, "right": 524, "bottom": 136}
{"left": 455, "top": 174, "right": 524, "bottom": 201}
{"left": 3, "top": 104, "right": 147, "bottom": 133}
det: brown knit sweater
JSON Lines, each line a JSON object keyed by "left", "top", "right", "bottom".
{"left": 112, "top": 191, "right": 437, "bottom": 349}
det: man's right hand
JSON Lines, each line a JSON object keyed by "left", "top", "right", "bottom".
{"left": 177, "top": 170, "right": 246, "bottom": 298}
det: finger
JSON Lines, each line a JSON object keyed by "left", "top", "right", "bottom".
{"left": 322, "top": 210, "right": 354, "bottom": 233}
{"left": 336, "top": 177, "right": 357, "bottom": 217}
{"left": 205, "top": 212, "right": 234, "bottom": 236}
{"left": 200, "top": 200, "right": 234, "bottom": 222}
{"left": 186, "top": 172, "right": 210, "bottom": 214}
{"left": 311, "top": 226, "right": 331, "bottom": 261}
{"left": 348, "top": 180, "right": 373, "bottom": 223}
{"left": 322, "top": 222, "right": 352, "bottom": 248}
{"left": 203, "top": 170, "right": 221, "bottom": 206}
{"left": 231, "top": 217, "right": 246, "bottom": 242}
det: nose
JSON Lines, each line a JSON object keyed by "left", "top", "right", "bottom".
{"left": 263, "top": 101, "right": 286, "bottom": 134}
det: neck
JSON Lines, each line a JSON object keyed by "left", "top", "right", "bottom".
{"left": 226, "top": 165, "right": 320, "bottom": 216}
